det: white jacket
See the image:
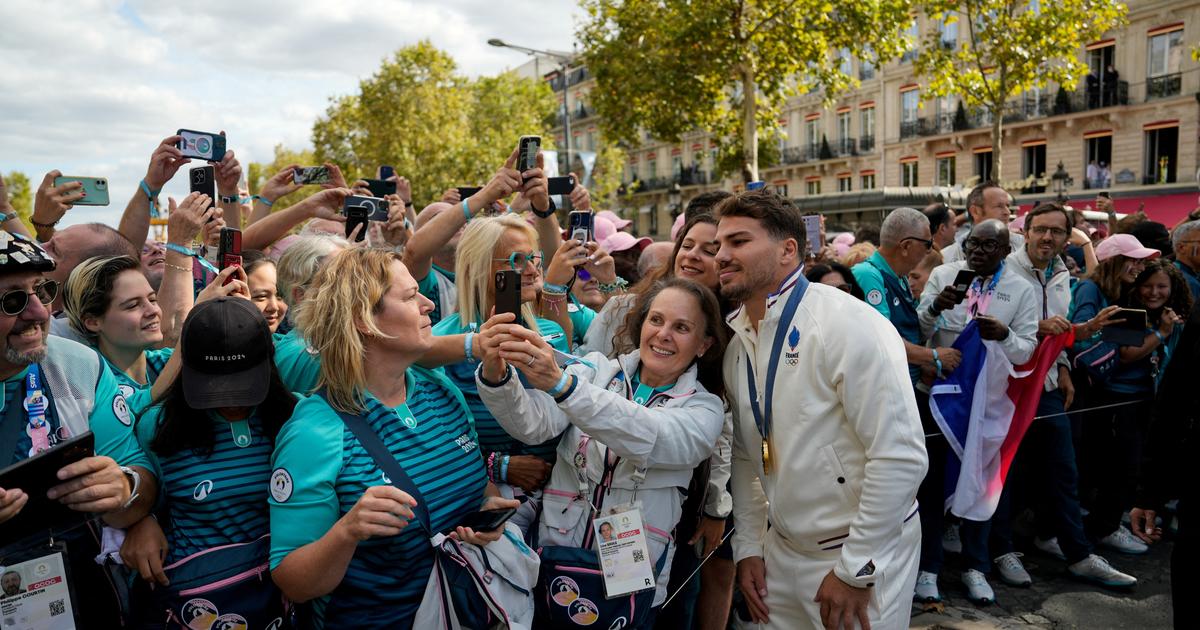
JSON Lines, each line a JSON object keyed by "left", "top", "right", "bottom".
{"left": 725, "top": 272, "right": 927, "bottom": 589}
{"left": 917, "top": 260, "right": 1040, "bottom": 365}
{"left": 1006, "top": 247, "right": 1072, "bottom": 390}
{"left": 476, "top": 351, "right": 725, "bottom": 605}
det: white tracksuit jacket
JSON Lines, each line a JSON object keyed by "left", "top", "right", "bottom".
{"left": 917, "top": 260, "right": 1040, "bottom": 366}
{"left": 725, "top": 271, "right": 928, "bottom": 589}
{"left": 476, "top": 351, "right": 725, "bottom": 605}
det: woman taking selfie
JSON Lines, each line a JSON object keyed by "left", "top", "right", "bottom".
{"left": 476, "top": 277, "right": 727, "bottom": 627}
{"left": 269, "top": 248, "right": 516, "bottom": 628}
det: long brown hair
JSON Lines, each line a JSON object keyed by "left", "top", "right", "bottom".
{"left": 1126, "top": 259, "right": 1193, "bottom": 321}
{"left": 1087, "top": 255, "right": 1135, "bottom": 303}
{"left": 614, "top": 278, "right": 728, "bottom": 401}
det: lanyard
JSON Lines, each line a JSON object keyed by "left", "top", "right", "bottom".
{"left": 744, "top": 274, "right": 809, "bottom": 468}
{"left": 24, "top": 364, "right": 52, "bottom": 456}
{"left": 966, "top": 261, "right": 1005, "bottom": 317}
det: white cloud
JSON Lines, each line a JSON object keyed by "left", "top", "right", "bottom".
{"left": 1, "top": 0, "right": 579, "bottom": 230}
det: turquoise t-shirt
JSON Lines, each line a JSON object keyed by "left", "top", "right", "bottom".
{"left": 137, "top": 406, "right": 273, "bottom": 563}
{"left": 432, "top": 313, "right": 569, "bottom": 463}
{"left": 417, "top": 265, "right": 456, "bottom": 325}
{"left": 3, "top": 362, "right": 149, "bottom": 470}
{"left": 102, "top": 347, "right": 174, "bottom": 415}
{"left": 567, "top": 294, "right": 597, "bottom": 350}
{"left": 274, "top": 328, "right": 321, "bottom": 395}
{"left": 268, "top": 368, "right": 486, "bottom": 628}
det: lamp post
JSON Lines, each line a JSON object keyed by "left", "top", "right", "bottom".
{"left": 668, "top": 182, "right": 682, "bottom": 218}
{"left": 489, "top": 38, "right": 574, "bottom": 176}
{"left": 1051, "top": 161, "right": 1073, "bottom": 203}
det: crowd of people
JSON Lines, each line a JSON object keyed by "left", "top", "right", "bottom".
{"left": 0, "top": 132, "right": 1191, "bottom": 630}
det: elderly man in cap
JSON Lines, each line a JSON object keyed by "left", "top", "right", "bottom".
{"left": 0, "top": 230, "right": 156, "bottom": 624}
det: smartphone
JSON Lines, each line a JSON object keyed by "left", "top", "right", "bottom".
{"left": 950, "top": 269, "right": 979, "bottom": 297}
{"left": 494, "top": 270, "right": 523, "bottom": 326}
{"left": 568, "top": 211, "right": 593, "bottom": 244}
{"left": 547, "top": 175, "right": 577, "bottom": 196}
{"left": 457, "top": 507, "right": 517, "bottom": 533}
{"left": 518, "top": 135, "right": 541, "bottom": 176}
{"left": 293, "top": 166, "right": 331, "bottom": 185}
{"left": 190, "top": 165, "right": 217, "bottom": 201}
{"left": 801, "top": 215, "right": 822, "bottom": 257}
{"left": 218, "top": 227, "right": 242, "bottom": 284}
{"left": 0, "top": 431, "right": 93, "bottom": 540}
{"left": 176, "top": 128, "right": 227, "bottom": 162}
{"left": 342, "top": 196, "right": 389, "bottom": 242}
{"left": 379, "top": 165, "right": 395, "bottom": 180}
{"left": 457, "top": 186, "right": 482, "bottom": 199}
{"left": 53, "top": 176, "right": 109, "bottom": 206}
{"left": 363, "top": 178, "right": 397, "bottom": 198}
{"left": 1100, "top": 308, "right": 1149, "bottom": 346}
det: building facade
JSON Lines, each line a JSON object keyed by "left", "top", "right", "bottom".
{"left": 540, "top": 0, "right": 1199, "bottom": 238}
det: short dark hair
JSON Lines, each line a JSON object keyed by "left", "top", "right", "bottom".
{"left": 854, "top": 225, "right": 880, "bottom": 247}
{"left": 685, "top": 191, "right": 733, "bottom": 222}
{"left": 714, "top": 190, "right": 805, "bottom": 252}
{"left": 804, "top": 262, "right": 866, "bottom": 301}
{"left": 922, "top": 203, "right": 952, "bottom": 232}
{"left": 240, "top": 249, "right": 273, "bottom": 276}
{"left": 1025, "top": 202, "right": 1074, "bottom": 230}
{"left": 967, "top": 181, "right": 1004, "bottom": 212}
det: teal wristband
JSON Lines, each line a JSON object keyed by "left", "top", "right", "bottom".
{"left": 164, "top": 243, "right": 194, "bottom": 257}
{"left": 500, "top": 455, "right": 510, "bottom": 483}
{"left": 931, "top": 348, "right": 943, "bottom": 378}
{"left": 140, "top": 180, "right": 161, "bottom": 216}
{"left": 462, "top": 199, "right": 472, "bottom": 222}
{"left": 464, "top": 332, "right": 477, "bottom": 364}
{"left": 547, "top": 372, "right": 571, "bottom": 397}
{"left": 252, "top": 195, "right": 274, "bottom": 207}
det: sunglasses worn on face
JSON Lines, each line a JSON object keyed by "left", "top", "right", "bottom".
{"left": 494, "top": 251, "right": 544, "bottom": 271}
{"left": 901, "top": 236, "right": 934, "bottom": 250}
{"left": 1, "top": 280, "right": 59, "bottom": 316}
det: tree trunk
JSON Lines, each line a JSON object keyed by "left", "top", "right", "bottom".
{"left": 991, "top": 115, "right": 1003, "bottom": 182}
{"left": 741, "top": 64, "right": 758, "bottom": 183}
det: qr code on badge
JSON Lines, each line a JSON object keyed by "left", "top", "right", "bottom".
{"left": 49, "top": 599, "right": 65, "bottom": 616}
{"left": 632, "top": 549, "right": 645, "bottom": 562}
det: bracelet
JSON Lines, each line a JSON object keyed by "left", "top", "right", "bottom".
{"left": 165, "top": 261, "right": 193, "bottom": 273}
{"left": 597, "top": 277, "right": 628, "bottom": 294}
{"left": 165, "top": 242, "right": 195, "bottom": 257}
{"left": 219, "top": 194, "right": 239, "bottom": 204}
{"left": 31, "top": 218, "right": 58, "bottom": 230}
{"left": 405, "top": 201, "right": 414, "bottom": 209}
{"left": 140, "top": 179, "right": 161, "bottom": 216}
{"left": 461, "top": 199, "right": 472, "bottom": 222}
{"left": 252, "top": 195, "right": 274, "bottom": 207}
{"left": 1153, "top": 330, "right": 1166, "bottom": 345}
{"left": 931, "top": 348, "right": 943, "bottom": 378}
{"left": 553, "top": 375, "right": 579, "bottom": 403}
{"left": 532, "top": 197, "right": 557, "bottom": 219}
{"left": 464, "top": 332, "right": 477, "bottom": 364}
{"left": 500, "top": 455, "right": 510, "bottom": 483}
{"left": 543, "top": 282, "right": 570, "bottom": 295}
{"left": 547, "top": 371, "right": 571, "bottom": 397}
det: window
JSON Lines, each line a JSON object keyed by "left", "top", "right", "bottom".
{"left": 774, "top": 184, "right": 789, "bottom": 197}
{"left": 671, "top": 155, "right": 682, "bottom": 176}
{"left": 861, "top": 173, "right": 876, "bottom": 190}
{"left": 901, "top": 161, "right": 919, "bottom": 186}
{"left": 838, "top": 176, "right": 852, "bottom": 192}
{"left": 645, "top": 157, "right": 657, "bottom": 180}
{"left": 936, "top": 156, "right": 956, "bottom": 186}
{"left": 1084, "top": 136, "right": 1112, "bottom": 188}
{"left": 1145, "top": 126, "right": 1179, "bottom": 184}
{"left": 693, "top": 151, "right": 705, "bottom": 172}
{"left": 859, "top": 48, "right": 876, "bottom": 80}
{"left": 939, "top": 17, "right": 957, "bottom": 49}
{"left": 974, "top": 151, "right": 993, "bottom": 182}
{"left": 935, "top": 96, "right": 954, "bottom": 132}
{"left": 838, "top": 48, "right": 852, "bottom": 76}
{"left": 805, "top": 118, "right": 820, "bottom": 152}
{"left": 1022, "top": 144, "right": 1047, "bottom": 193}
{"left": 1147, "top": 29, "right": 1183, "bottom": 99}
{"left": 1086, "top": 44, "right": 1119, "bottom": 107}
{"left": 902, "top": 18, "right": 919, "bottom": 62}
{"left": 837, "top": 112, "right": 851, "bottom": 154}
{"left": 649, "top": 204, "right": 659, "bottom": 234}
{"left": 900, "top": 89, "right": 920, "bottom": 137}
{"left": 806, "top": 180, "right": 821, "bottom": 195}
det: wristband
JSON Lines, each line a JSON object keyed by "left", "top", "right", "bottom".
{"left": 462, "top": 199, "right": 472, "bottom": 222}
{"left": 547, "top": 371, "right": 571, "bottom": 397}
{"left": 405, "top": 201, "right": 414, "bottom": 209}
{"left": 500, "top": 455, "right": 510, "bottom": 483}
{"left": 931, "top": 348, "right": 943, "bottom": 378}
{"left": 597, "top": 277, "right": 628, "bottom": 294}
{"left": 464, "top": 332, "right": 477, "bottom": 364}
{"left": 166, "top": 243, "right": 219, "bottom": 275}
{"left": 543, "top": 282, "right": 570, "bottom": 295}
{"left": 553, "top": 375, "right": 579, "bottom": 402}
{"left": 252, "top": 195, "right": 274, "bottom": 207}
{"left": 1153, "top": 330, "right": 1166, "bottom": 345}
{"left": 0, "top": 211, "right": 16, "bottom": 223}
{"left": 165, "top": 243, "right": 195, "bottom": 257}
{"left": 532, "top": 197, "right": 557, "bottom": 219}
{"left": 140, "top": 179, "right": 161, "bottom": 216}
{"left": 219, "top": 194, "right": 239, "bottom": 204}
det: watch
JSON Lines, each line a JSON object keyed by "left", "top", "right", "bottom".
{"left": 118, "top": 465, "right": 142, "bottom": 510}
{"left": 532, "top": 197, "right": 557, "bottom": 219}
{"left": 219, "top": 194, "right": 240, "bottom": 204}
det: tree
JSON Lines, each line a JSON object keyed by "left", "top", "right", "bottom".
{"left": 312, "top": 41, "right": 557, "bottom": 206}
{"left": 4, "top": 171, "right": 33, "bottom": 229}
{"left": 578, "top": 0, "right": 915, "bottom": 183}
{"left": 913, "top": 0, "right": 1126, "bottom": 181}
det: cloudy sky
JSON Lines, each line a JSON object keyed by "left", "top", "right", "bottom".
{"left": 0, "top": 0, "right": 580, "bottom": 227}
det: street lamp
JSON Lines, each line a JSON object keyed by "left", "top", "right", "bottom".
{"left": 489, "top": 38, "right": 575, "bottom": 176}
{"left": 1050, "top": 161, "right": 1073, "bottom": 203}
{"left": 668, "top": 182, "right": 682, "bottom": 217}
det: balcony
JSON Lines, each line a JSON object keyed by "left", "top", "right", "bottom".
{"left": 677, "top": 168, "right": 710, "bottom": 186}
{"left": 641, "top": 177, "right": 672, "bottom": 191}
{"left": 571, "top": 104, "right": 593, "bottom": 121}
{"left": 859, "top": 136, "right": 875, "bottom": 153}
{"left": 900, "top": 118, "right": 936, "bottom": 139}
{"left": 548, "top": 76, "right": 566, "bottom": 92}
{"left": 782, "top": 146, "right": 808, "bottom": 164}
{"left": 835, "top": 137, "right": 857, "bottom": 156}
{"left": 859, "top": 65, "right": 875, "bottom": 81}
{"left": 567, "top": 67, "right": 591, "bottom": 87}
{"left": 1146, "top": 73, "right": 1182, "bottom": 100}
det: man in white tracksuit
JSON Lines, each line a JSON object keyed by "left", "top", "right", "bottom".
{"left": 714, "top": 190, "right": 928, "bottom": 630}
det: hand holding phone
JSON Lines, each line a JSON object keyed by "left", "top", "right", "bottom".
{"left": 494, "top": 271, "right": 523, "bottom": 327}
{"left": 518, "top": 136, "right": 541, "bottom": 181}
{"left": 293, "top": 166, "right": 331, "bottom": 185}
{"left": 217, "top": 227, "right": 242, "bottom": 284}
{"left": 53, "top": 177, "right": 109, "bottom": 206}
{"left": 176, "top": 129, "right": 227, "bottom": 162}
{"left": 456, "top": 507, "right": 517, "bottom": 533}
{"left": 801, "top": 215, "right": 822, "bottom": 257}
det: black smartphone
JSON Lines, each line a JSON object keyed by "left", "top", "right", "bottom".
{"left": 190, "top": 165, "right": 216, "bottom": 200}
{"left": 518, "top": 135, "right": 541, "bottom": 179}
{"left": 457, "top": 507, "right": 517, "bottom": 533}
{"left": 1100, "top": 308, "right": 1149, "bottom": 346}
{"left": 951, "top": 269, "right": 979, "bottom": 296}
{"left": 177, "top": 128, "right": 227, "bottom": 162}
{"left": 547, "top": 175, "right": 576, "bottom": 196}
{"left": 293, "top": 166, "right": 331, "bottom": 185}
{"left": 567, "top": 211, "right": 593, "bottom": 244}
{"left": 494, "top": 270, "right": 523, "bottom": 326}
{"left": 379, "top": 165, "right": 395, "bottom": 180}
{"left": 0, "top": 431, "right": 94, "bottom": 540}
{"left": 342, "top": 196, "right": 389, "bottom": 242}
{"left": 218, "top": 227, "right": 242, "bottom": 284}
{"left": 457, "top": 186, "right": 482, "bottom": 199}
{"left": 363, "top": 178, "right": 397, "bottom": 198}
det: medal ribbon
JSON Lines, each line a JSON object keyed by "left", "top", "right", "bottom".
{"left": 966, "top": 261, "right": 1005, "bottom": 318}
{"left": 744, "top": 272, "right": 809, "bottom": 471}
{"left": 24, "top": 364, "right": 51, "bottom": 456}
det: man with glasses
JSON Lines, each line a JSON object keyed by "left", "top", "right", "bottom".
{"left": 0, "top": 230, "right": 155, "bottom": 625}
{"left": 914, "top": 219, "right": 1039, "bottom": 605}
{"left": 1171, "top": 220, "right": 1200, "bottom": 301}
{"left": 1003, "top": 203, "right": 1138, "bottom": 589}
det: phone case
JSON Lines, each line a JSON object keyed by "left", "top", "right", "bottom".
{"left": 53, "top": 176, "right": 110, "bottom": 206}
{"left": 568, "top": 211, "right": 593, "bottom": 242}
{"left": 364, "top": 178, "right": 396, "bottom": 198}
{"left": 176, "top": 129, "right": 227, "bottom": 162}
{"left": 293, "top": 166, "right": 331, "bottom": 185}
{"left": 494, "top": 271, "right": 523, "bottom": 325}
{"left": 518, "top": 136, "right": 541, "bottom": 172}
{"left": 548, "top": 176, "right": 576, "bottom": 196}
{"left": 190, "top": 166, "right": 217, "bottom": 199}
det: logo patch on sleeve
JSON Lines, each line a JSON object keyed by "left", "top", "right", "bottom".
{"left": 270, "top": 468, "right": 294, "bottom": 503}
{"left": 866, "top": 289, "right": 883, "bottom": 306}
{"left": 112, "top": 394, "right": 132, "bottom": 426}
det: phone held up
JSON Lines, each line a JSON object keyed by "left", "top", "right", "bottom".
{"left": 567, "top": 211, "right": 593, "bottom": 245}
{"left": 951, "top": 269, "right": 979, "bottom": 297}
{"left": 177, "top": 129, "right": 227, "bottom": 162}
{"left": 494, "top": 270, "right": 524, "bottom": 327}
{"left": 53, "top": 176, "right": 109, "bottom": 206}
{"left": 379, "top": 165, "right": 395, "bottom": 180}
{"left": 293, "top": 166, "right": 331, "bottom": 185}
{"left": 190, "top": 165, "right": 217, "bottom": 222}
{"left": 518, "top": 136, "right": 540, "bottom": 181}
{"left": 342, "top": 196, "right": 389, "bottom": 242}
{"left": 218, "top": 228, "right": 242, "bottom": 285}
{"left": 547, "top": 175, "right": 576, "bottom": 197}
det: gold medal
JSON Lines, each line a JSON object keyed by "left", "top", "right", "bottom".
{"left": 761, "top": 436, "right": 772, "bottom": 474}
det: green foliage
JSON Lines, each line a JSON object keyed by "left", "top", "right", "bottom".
{"left": 913, "top": 0, "right": 1127, "bottom": 179}
{"left": 4, "top": 171, "right": 33, "bottom": 228}
{"left": 248, "top": 145, "right": 316, "bottom": 212}
{"left": 578, "top": 0, "right": 916, "bottom": 182}
{"left": 311, "top": 41, "right": 557, "bottom": 206}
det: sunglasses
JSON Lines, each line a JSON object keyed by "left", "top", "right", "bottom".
{"left": 963, "top": 238, "right": 1003, "bottom": 255}
{"left": 901, "top": 236, "right": 934, "bottom": 250}
{"left": 1, "top": 280, "right": 59, "bottom": 317}
{"left": 494, "top": 251, "right": 544, "bottom": 271}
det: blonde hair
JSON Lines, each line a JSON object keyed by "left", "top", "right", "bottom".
{"left": 63, "top": 255, "right": 143, "bottom": 346}
{"left": 276, "top": 234, "right": 347, "bottom": 322}
{"left": 840, "top": 242, "right": 877, "bottom": 268}
{"left": 915, "top": 249, "right": 943, "bottom": 272}
{"left": 294, "top": 248, "right": 399, "bottom": 414}
{"left": 455, "top": 215, "right": 540, "bottom": 328}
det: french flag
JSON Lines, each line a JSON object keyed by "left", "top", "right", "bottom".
{"left": 929, "top": 321, "right": 1075, "bottom": 520}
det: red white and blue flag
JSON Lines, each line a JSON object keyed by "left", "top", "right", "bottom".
{"left": 929, "top": 321, "right": 1074, "bottom": 520}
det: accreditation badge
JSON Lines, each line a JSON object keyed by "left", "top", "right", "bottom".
{"left": 592, "top": 503, "right": 655, "bottom": 600}
{"left": 0, "top": 545, "right": 78, "bottom": 629}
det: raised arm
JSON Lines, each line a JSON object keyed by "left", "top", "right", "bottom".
{"left": 0, "top": 173, "right": 33, "bottom": 238}
{"left": 213, "top": 145, "right": 244, "bottom": 230}
{"left": 242, "top": 187, "right": 351, "bottom": 251}
{"left": 120, "top": 135, "right": 190, "bottom": 247}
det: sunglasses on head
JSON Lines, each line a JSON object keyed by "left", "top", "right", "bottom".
{"left": 494, "top": 251, "right": 544, "bottom": 271}
{"left": 1, "top": 280, "right": 59, "bottom": 317}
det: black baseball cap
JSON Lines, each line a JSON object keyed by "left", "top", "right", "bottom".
{"left": 0, "top": 231, "right": 56, "bottom": 273}
{"left": 180, "top": 297, "right": 272, "bottom": 409}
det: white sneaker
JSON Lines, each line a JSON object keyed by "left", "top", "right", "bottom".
{"left": 1034, "top": 537, "right": 1067, "bottom": 561}
{"left": 1098, "top": 527, "right": 1149, "bottom": 555}
{"left": 961, "top": 569, "right": 995, "bottom": 605}
{"left": 994, "top": 552, "right": 1032, "bottom": 587}
{"left": 1068, "top": 554, "right": 1137, "bottom": 589}
{"left": 913, "top": 571, "right": 941, "bottom": 602}
{"left": 942, "top": 523, "right": 962, "bottom": 554}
